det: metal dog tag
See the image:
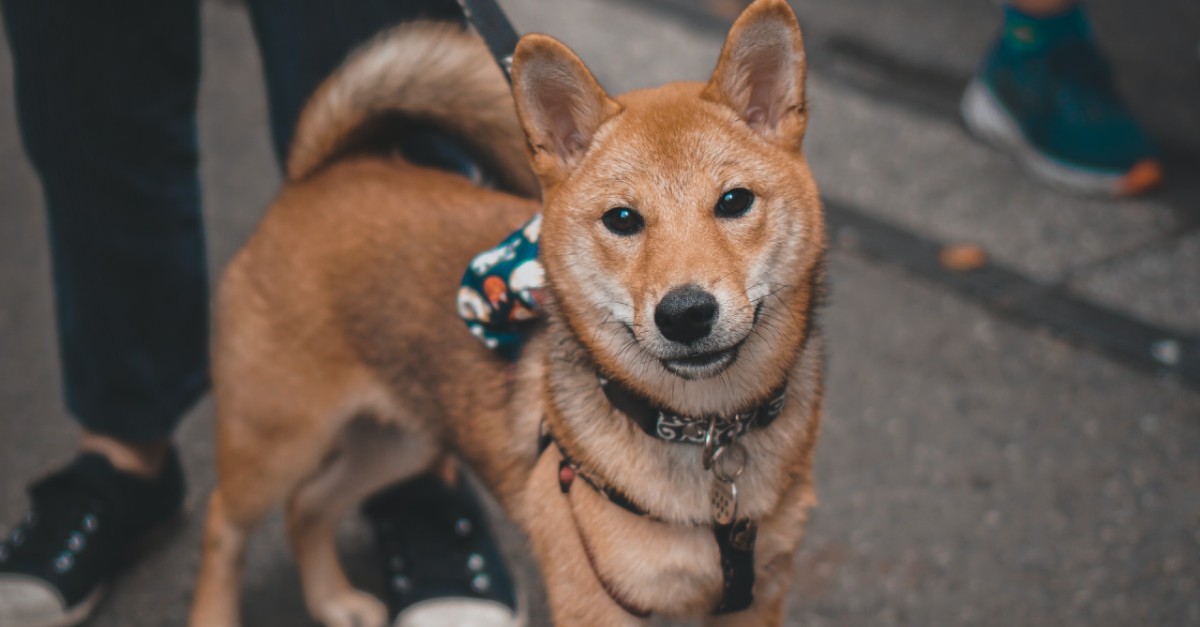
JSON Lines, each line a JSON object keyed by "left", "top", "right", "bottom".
{"left": 711, "top": 479, "right": 738, "bottom": 526}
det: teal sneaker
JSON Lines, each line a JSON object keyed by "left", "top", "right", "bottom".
{"left": 961, "top": 5, "right": 1162, "bottom": 196}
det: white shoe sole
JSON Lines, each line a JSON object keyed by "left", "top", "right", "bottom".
{"left": 392, "top": 569, "right": 527, "bottom": 627}
{"left": 0, "top": 581, "right": 104, "bottom": 627}
{"left": 0, "top": 508, "right": 185, "bottom": 627}
{"left": 392, "top": 596, "right": 526, "bottom": 627}
{"left": 960, "top": 78, "right": 1158, "bottom": 196}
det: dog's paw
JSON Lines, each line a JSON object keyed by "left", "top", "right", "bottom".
{"left": 313, "top": 590, "right": 388, "bottom": 627}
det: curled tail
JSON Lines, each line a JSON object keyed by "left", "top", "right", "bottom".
{"left": 286, "top": 21, "right": 539, "bottom": 198}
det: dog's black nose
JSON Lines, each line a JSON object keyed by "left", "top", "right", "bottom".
{"left": 655, "top": 286, "right": 718, "bottom": 345}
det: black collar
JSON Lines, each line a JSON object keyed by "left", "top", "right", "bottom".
{"left": 598, "top": 375, "right": 787, "bottom": 446}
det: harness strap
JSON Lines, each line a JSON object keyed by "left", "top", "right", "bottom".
{"left": 551, "top": 448, "right": 653, "bottom": 618}
{"left": 541, "top": 425, "right": 759, "bottom": 616}
{"left": 713, "top": 521, "right": 757, "bottom": 613}
{"left": 555, "top": 448, "right": 654, "bottom": 521}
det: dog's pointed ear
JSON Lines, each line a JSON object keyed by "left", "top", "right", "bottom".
{"left": 702, "top": 0, "right": 808, "bottom": 149}
{"left": 512, "top": 34, "right": 622, "bottom": 187}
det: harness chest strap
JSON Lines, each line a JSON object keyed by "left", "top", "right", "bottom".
{"left": 541, "top": 431, "right": 759, "bottom": 616}
{"left": 713, "top": 519, "right": 758, "bottom": 614}
{"left": 552, "top": 450, "right": 653, "bottom": 619}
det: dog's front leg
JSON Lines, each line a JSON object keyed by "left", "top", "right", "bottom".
{"left": 539, "top": 544, "right": 653, "bottom": 627}
{"left": 523, "top": 452, "right": 651, "bottom": 627}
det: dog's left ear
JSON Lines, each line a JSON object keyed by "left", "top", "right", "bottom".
{"left": 702, "top": 0, "right": 808, "bottom": 149}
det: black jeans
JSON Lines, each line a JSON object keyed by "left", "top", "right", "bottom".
{"left": 1, "top": 0, "right": 461, "bottom": 441}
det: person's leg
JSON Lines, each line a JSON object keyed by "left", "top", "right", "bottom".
{"left": 961, "top": 0, "right": 1162, "bottom": 195}
{"left": 3, "top": 0, "right": 209, "bottom": 446}
{"left": 243, "top": 0, "right": 464, "bottom": 165}
{"left": 0, "top": 0, "right": 201, "bottom": 624}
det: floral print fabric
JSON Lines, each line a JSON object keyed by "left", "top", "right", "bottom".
{"left": 457, "top": 214, "right": 545, "bottom": 359}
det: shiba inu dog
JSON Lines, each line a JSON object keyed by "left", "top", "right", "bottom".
{"left": 188, "top": 0, "right": 826, "bottom": 625}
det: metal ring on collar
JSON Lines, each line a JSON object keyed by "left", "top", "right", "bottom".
{"left": 702, "top": 414, "right": 720, "bottom": 469}
{"left": 711, "top": 441, "right": 747, "bottom": 483}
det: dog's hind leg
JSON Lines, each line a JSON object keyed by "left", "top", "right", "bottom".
{"left": 189, "top": 397, "right": 346, "bottom": 627}
{"left": 189, "top": 488, "right": 249, "bottom": 627}
{"left": 286, "top": 417, "right": 440, "bottom": 627}
{"left": 189, "top": 315, "right": 389, "bottom": 627}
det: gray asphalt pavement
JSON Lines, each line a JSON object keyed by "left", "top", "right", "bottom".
{"left": 1, "top": 1, "right": 1198, "bottom": 625}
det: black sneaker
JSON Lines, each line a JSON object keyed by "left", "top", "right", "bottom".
{"left": 364, "top": 475, "right": 521, "bottom": 627}
{"left": 0, "top": 450, "right": 185, "bottom": 627}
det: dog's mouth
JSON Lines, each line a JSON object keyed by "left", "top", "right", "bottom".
{"left": 662, "top": 343, "right": 742, "bottom": 380}
{"left": 647, "top": 302, "right": 766, "bottom": 380}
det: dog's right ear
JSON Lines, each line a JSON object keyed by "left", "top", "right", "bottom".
{"left": 512, "top": 34, "right": 622, "bottom": 188}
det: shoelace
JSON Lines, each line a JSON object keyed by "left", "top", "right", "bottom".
{"left": 378, "top": 511, "right": 495, "bottom": 597}
{"left": 0, "top": 487, "right": 108, "bottom": 577}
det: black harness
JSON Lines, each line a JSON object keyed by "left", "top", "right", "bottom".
{"left": 536, "top": 377, "right": 787, "bottom": 616}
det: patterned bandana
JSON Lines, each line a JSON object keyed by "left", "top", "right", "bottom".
{"left": 458, "top": 213, "right": 546, "bottom": 359}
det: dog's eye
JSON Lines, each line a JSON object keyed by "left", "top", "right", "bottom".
{"left": 602, "top": 207, "right": 645, "bottom": 236}
{"left": 715, "top": 188, "right": 754, "bottom": 218}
